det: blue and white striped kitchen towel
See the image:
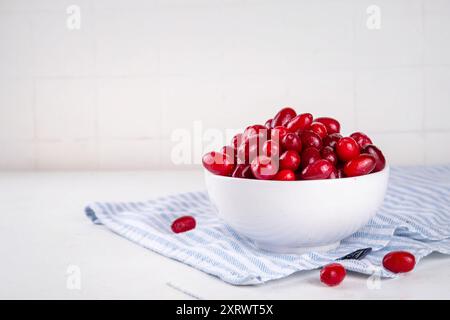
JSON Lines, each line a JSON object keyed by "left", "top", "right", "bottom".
{"left": 85, "top": 165, "right": 450, "bottom": 285}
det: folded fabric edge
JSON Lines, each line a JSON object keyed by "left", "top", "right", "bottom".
{"left": 85, "top": 205, "right": 102, "bottom": 225}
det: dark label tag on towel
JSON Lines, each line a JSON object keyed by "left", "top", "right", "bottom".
{"left": 337, "top": 248, "right": 372, "bottom": 260}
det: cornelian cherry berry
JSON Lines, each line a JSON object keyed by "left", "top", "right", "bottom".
{"left": 281, "top": 132, "right": 302, "bottom": 152}
{"left": 237, "top": 139, "right": 259, "bottom": 164}
{"left": 329, "top": 167, "right": 338, "bottom": 179}
{"left": 221, "top": 145, "right": 236, "bottom": 161}
{"left": 244, "top": 124, "right": 266, "bottom": 136}
{"left": 274, "top": 169, "right": 296, "bottom": 181}
{"left": 329, "top": 166, "right": 345, "bottom": 179}
{"left": 171, "top": 216, "right": 196, "bottom": 233}
{"left": 362, "top": 144, "right": 386, "bottom": 172}
{"left": 300, "top": 130, "right": 322, "bottom": 149}
{"left": 336, "top": 137, "right": 360, "bottom": 161}
{"left": 286, "top": 113, "right": 313, "bottom": 133}
{"left": 323, "top": 133, "right": 343, "bottom": 149}
{"left": 272, "top": 107, "right": 296, "bottom": 127}
{"left": 232, "top": 164, "right": 254, "bottom": 179}
{"left": 264, "top": 119, "right": 273, "bottom": 129}
{"left": 350, "top": 132, "right": 373, "bottom": 149}
{"left": 382, "top": 251, "right": 415, "bottom": 273}
{"left": 300, "top": 159, "right": 334, "bottom": 180}
{"left": 314, "top": 117, "right": 341, "bottom": 134}
{"left": 320, "top": 146, "right": 338, "bottom": 166}
{"left": 300, "top": 147, "right": 321, "bottom": 169}
{"left": 310, "top": 122, "right": 328, "bottom": 139}
{"left": 250, "top": 155, "right": 279, "bottom": 180}
{"left": 262, "top": 140, "right": 280, "bottom": 157}
{"left": 343, "top": 154, "right": 376, "bottom": 177}
{"left": 279, "top": 150, "right": 301, "bottom": 171}
{"left": 320, "top": 263, "right": 346, "bottom": 287}
{"left": 231, "top": 133, "right": 243, "bottom": 149}
{"left": 202, "top": 151, "right": 235, "bottom": 176}
{"left": 271, "top": 126, "right": 289, "bottom": 143}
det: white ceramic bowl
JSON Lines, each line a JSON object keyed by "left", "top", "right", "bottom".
{"left": 204, "top": 166, "right": 389, "bottom": 254}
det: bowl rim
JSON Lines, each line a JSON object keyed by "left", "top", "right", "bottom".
{"left": 205, "top": 165, "right": 390, "bottom": 184}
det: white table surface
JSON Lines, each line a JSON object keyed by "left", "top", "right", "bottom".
{"left": 1, "top": 170, "right": 449, "bottom": 300}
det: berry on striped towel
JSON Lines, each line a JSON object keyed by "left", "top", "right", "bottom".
{"left": 382, "top": 251, "right": 415, "bottom": 273}
{"left": 171, "top": 216, "right": 196, "bottom": 234}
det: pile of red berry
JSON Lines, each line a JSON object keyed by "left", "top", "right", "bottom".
{"left": 202, "top": 107, "right": 386, "bottom": 181}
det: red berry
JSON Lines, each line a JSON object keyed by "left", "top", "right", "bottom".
{"left": 320, "top": 263, "right": 346, "bottom": 287}
{"left": 300, "top": 159, "right": 334, "bottom": 180}
{"left": 202, "top": 151, "right": 235, "bottom": 176}
{"left": 300, "top": 130, "right": 322, "bottom": 149}
{"left": 350, "top": 132, "right": 373, "bottom": 149}
{"left": 329, "top": 167, "right": 338, "bottom": 179}
{"left": 337, "top": 167, "right": 345, "bottom": 178}
{"left": 221, "top": 145, "right": 236, "bottom": 162}
{"left": 281, "top": 132, "right": 302, "bottom": 152}
{"left": 264, "top": 118, "right": 273, "bottom": 129}
{"left": 328, "top": 166, "right": 345, "bottom": 179}
{"left": 320, "top": 146, "right": 338, "bottom": 166}
{"left": 270, "top": 126, "right": 289, "bottom": 144}
{"left": 231, "top": 133, "right": 243, "bottom": 149}
{"left": 300, "top": 147, "right": 321, "bottom": 169}
{"left": 231, "top": 164, "right": 254, "bottom": 179}
{"left": 310, "top": 122, "right": 328, "bottom": 139}
{"left": 171, "top": 216, "right": 196, "bottom": 233}
{"left": 237, "top": 132, "right": 268, "bottom": 164}
{"left": 274, "top": 169, "right": 296, "bottom": 181}
{"left": 272, "top": 107, "right": 296, "bottom": 127}
{"left": 237, "top": 138, "right": 259, "bottom": 164}
{"left": 243, "top": 124, "right": 267, "bottom": 140}
{"left": 286, "top": 113, "right": 313, "bottom": 132}
{"left": 279, "top": 150, "right": 301, "bottom": 171}
{"left": 362, "top": 144, "right": 386, "bottom": 172}
{"left": 323, "top": 133, "right": 343, "bottom": 149}
{"left": 314, "top": 117, "right": 341, "bottom": 134}
{"left": 262, "top": 140, "right": 280, "bottom": 157}
{"left": 343, "top": 154, "right": 376, "bottom": 177}
{"left": 336, "top": 137, "right": 360, "bottom": 161}
{"left": 382, "top": 251, "right": 415, "bottom": 273}
{"left": 250, "top": 155, "right": 279, "bottom": 180}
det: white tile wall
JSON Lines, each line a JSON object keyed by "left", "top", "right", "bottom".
{"left": 424, "top": 0, "right": 450, "bottom": 65}
{"left": 424, "top": 132, "right": 450, "bottom": 165}
{"left": 35, "top": 78, "right": 97, "bottom": 140}
{"left": 0, "top": 13, "right": 32, "bottom": 77}
{"left": 98, "top": 139, "right": 161, "bottom": 170}
{"left": 30, "top": 11, "right": 96, "bottom": 77}
{"left": 94, "top": 10, "right": 160, "bottom": 76}
{"left": 283, "top": 0, "right": 354, "bottom": 70}
{"left": 424, "top": 66, "right": 450, "bottom": 131}
{"left": 36, "top": 140, "right": 97, "bottom": 170}
{"left": 97, "top": 77, "right": 162, "bottom": 139}
{"left": 355, "top": 68, "right": 424, "bottom": 132}
{"left": 0, "top": 77, "right": 34, "bottom": 140}
{"left": 353, "top": 0, "right": 424, "bottom": 67}
{"left": 0, "top": 0, "right": 450, "bottom": 170}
